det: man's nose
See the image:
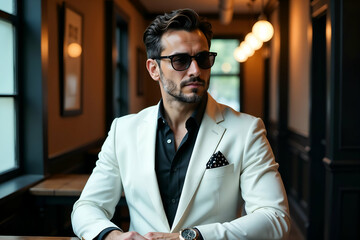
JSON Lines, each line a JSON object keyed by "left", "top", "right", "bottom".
{"left": 187, "top": 58, "right": 201, "bottom": 77}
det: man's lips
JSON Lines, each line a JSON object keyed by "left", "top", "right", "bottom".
{"left": 180, "top": 77, "right": 206, "bottom": 88}
{"left": 185, "top": 82, "right": 204, "bottom": 87}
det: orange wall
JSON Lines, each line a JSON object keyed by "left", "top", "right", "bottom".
{"left": 243, "top": 50, "right": 264, "bottom": 118}
{"left": 269, "top": 7, "right": 280, "bottom": 123}
{"left": 288, "top": 0, "right": 310, "bottom": 136}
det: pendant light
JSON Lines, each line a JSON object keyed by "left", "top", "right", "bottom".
{"left": 233, "top": 46, "right": 248, "bottom": 62}
{"left": 252, "top": 0, "right": 274, "bottom": 42}
{"left": 245, "top": 32, "right": 263, "bottom": 50}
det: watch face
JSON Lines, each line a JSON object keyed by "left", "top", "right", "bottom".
{"left": 181, "top": 228, "right": 196, "bottom": 240}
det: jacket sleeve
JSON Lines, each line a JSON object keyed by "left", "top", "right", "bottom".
{"left": 196, "top": 118, "right": 291, "bottom": 240}
{"left": 71, "top": 118, "right": 123, "bottom": 240}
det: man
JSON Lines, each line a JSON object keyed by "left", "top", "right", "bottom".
{"left": 72, "top": 9, "right": 290, "bottom": 240}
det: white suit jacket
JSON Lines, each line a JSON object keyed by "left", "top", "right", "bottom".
{"left": 71, "top": 94, "right": 291, "bottom": 240}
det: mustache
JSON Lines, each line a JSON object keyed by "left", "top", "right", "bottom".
{"left": 180, "top": 77, "right": 205, "bottom": 88}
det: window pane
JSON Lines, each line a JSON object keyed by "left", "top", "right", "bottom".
{"left": 0, "top": 0, "right": 14, "bottom": 14}
{"left": 208, "top": 76, "right": 240, "bottom": 111}
{"left": 0, "top": 19, "right": 15, "bottom": 94}
{"left": 210, "top": 39, "right": 240, "bottom": 75}
{"left": 0, "top": 98, "right": 17, "bottom": 173}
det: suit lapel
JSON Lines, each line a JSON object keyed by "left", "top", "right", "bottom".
{"left": 171, "top": 96, "right": 226, "bottom": 231}
{"left": 137, "top": 105, "right": 170, "bottom": 231}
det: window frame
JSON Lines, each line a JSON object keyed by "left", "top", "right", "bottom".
{"left": 0, "top": 1, "right": 21, "bottom": 182}
{"left": 0, "top": 0, "right": 46, "bottom": 185}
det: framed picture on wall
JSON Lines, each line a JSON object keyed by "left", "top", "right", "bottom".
{"left": 59, "top": 3, "right": 83, "bottom": 116}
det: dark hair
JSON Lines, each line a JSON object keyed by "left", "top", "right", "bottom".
{"left": 143, "top": 8, "right": 213, "bottom": 59}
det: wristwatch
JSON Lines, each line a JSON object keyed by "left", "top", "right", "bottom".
{"left": 179, "top": 228, "right": 199, "bottom": 240}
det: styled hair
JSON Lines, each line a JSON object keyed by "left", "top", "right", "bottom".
{"left": 143, "top": 8, "right": 213, "bottom": 59}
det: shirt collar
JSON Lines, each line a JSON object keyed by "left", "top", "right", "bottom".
{"left": 157, "top": 94, "right": 208, "bottom": 130}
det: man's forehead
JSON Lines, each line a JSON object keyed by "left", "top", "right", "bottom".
{"left": 161, "top": 29, "right": 208, "bottom": 50}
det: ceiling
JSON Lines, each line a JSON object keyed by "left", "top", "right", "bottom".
{"left": 133, "top": 0, "right": 271, "bottom": 19}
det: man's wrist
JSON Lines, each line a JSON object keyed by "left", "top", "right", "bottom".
{"left": 179, "top": 227, "right": 203, "bottom": 240}
{"left": 193, "top": 228, "right": 203, "bottom": 240}
{"left": 103, "top": 229, "right": 123, "bottom": 240}
{"left": 97, "top": 227, "right": 123, "bottom": 240}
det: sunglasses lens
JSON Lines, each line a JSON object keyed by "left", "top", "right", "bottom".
{"left": 169, "top": 52, "right": 216, "bottom": 71}
{"left": 171, "top": 54, "right": 191, "bottom": 71}
{"left": 196, "top": 52, "right": 214, "bottom": 69}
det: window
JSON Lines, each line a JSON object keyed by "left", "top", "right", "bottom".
{"left": 0, "top": 1, "right": 18, "bottom": 176}
{"left": 209, "top": 39, "right": 242, "bottom": 111}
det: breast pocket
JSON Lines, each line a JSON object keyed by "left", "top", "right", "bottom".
{"left": 190, "top": 163, "right": 237, "bottom": 224}
{"left": 202, "top": 163, "right": 234, "bottom": 179}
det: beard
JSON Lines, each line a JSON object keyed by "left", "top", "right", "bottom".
{"left": 159, "top": 70, "right": 209, "bottom": 104}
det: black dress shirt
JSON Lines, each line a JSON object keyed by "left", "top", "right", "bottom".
{"left": 155, "top": 96, "right": 207, "bottom": 228}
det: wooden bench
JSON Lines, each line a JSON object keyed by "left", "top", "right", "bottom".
{"left": 29, "top": 174, "right": 90, "bottom": 205}
{"left": 30, "top": 174, "right": 89, "bottom": 197}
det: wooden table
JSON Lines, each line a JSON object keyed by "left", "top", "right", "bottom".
{"left": 0, "top": 237, "right": 78, "bottom": 240}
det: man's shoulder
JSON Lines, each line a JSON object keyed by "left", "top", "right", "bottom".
{"left": 209, "top": 98, "right": 258, "bottom": 123}
{"left": 222, "top": 107, "right": 259, "bottom": 125}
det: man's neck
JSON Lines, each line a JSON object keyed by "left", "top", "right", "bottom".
{"left": 162, "top": 99, "right": 198, "bottom": 130}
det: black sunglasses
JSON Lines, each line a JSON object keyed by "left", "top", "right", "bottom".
{"left": 154, "top": 51, "right": 217, "bottom": 71}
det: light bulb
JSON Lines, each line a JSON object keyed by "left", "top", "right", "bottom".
{"left": 245, "top": 32, "right": 263, "bottom": 50}
{"left": 233, "top": 46, "right": 248, "bottom": 62}
{"left": 240, "top": 41, "right": 254, "bottom": 57}
{"left": 252, "top": 20, "right": 274, "bottom": 42}
{"left": 67, "top": 42, "right": 82, "bottom": 58}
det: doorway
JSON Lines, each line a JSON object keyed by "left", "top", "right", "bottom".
{"left": 105, "top": 1, "right": 129, "bottom": 131}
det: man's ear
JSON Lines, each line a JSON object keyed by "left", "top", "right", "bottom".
{"left": 146, "top": 59, "right": 160, "bottom": 81}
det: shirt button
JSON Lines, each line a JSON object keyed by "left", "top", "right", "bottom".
{"left": 171, "top": 199, "right": 176, "bottom": 203}
{"left": 167, "top": 139, "right": 172, "bottom": 144}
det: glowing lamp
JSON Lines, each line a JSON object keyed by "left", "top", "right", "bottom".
{"left": 245, "top": 32, "right": 263, "bottom": 50}
{"left": 252, "top": 18, "right": 274, "bottom": 42}
{"left": 240, "top": 41, "right": 254, "bottom": 57}
{"left": 233, "top": 46, "right": 248, "bottom": 62}
{"left": 67, "top": 42, "right": 82, "bottom": 58}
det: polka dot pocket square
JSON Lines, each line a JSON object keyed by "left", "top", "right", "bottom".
{"left": 206, "top": 151, "right": 229, "bottom": 169}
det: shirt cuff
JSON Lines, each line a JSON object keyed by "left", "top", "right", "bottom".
{"left": 194, "top": 227, "right": 204, "bottom": 240}
{"left": 96, "top": 227, "right": 122, "bottom": 240}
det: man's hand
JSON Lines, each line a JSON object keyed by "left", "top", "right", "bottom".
{"left": 104, "top": 230, "right": 147, "bottom": 240}
{"left": 104, "top": 230, "right": 180, "bottom": 240}
{"left": 143, "top": 232, "right": 180, "bottom": 240}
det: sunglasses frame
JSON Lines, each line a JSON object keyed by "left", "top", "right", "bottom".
{"left": 154, "top": 51, "right": 217, "bottom": 71}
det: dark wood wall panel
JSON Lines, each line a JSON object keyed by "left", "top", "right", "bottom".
{"left": 340, "top": 0, "right": 360, "bottom": 150}
{"left": 323, "top": 0, "right": 360, "bottom": 238}
{"left": 287, "top": 131, "right": 310, "bottom": 235}
{"left": 324, "top": 166, "right": 360, "bottom": 239}
{"left": 339, "top": 189, "right": 360, "bottom": 239}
